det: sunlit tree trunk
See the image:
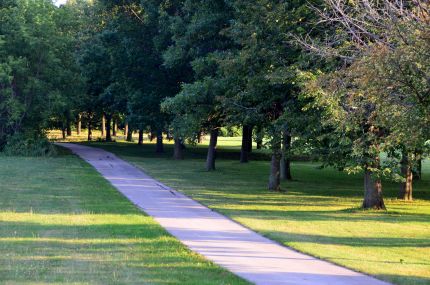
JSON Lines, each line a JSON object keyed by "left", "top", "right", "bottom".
{"left": 101, "top": 114, "right": 106, "bottom": 137}
{"left": 363, "top": 166, "right": 386, "bottom": 209}
{"left": 398, "top": 152, "right": 413, "bottom": 201}
{"left": 124, "top": 123, "right": 128, "bottom": 136}
{"left": 77, "top": 113, "right": 82, "bottom": 135}
{"left": 206, "top": 128, "right": 219, "bottom": 171}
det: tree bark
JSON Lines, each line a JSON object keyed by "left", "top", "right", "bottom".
{"left": 362, "top": 168, "right": 386, "bottom": 209}
{"left": 197, "top": 131, "right": 203, "bottom": 143}
{"left": 101, "top": 114, "right": 106, "bottom": 137}
{"left": 105, "top": 114, "right": 112, "bottom": 142}
{"left": 66, "top": 117, "right": 72, "bottom": 136}
{"left": 398, "top": 153, "right": 413, "bottom": 201}
{"left": 150, "top": 131, "right": 156, "bottom": 142}
{"left": 173, "top": 138, "right": 184, "bottom": 160}
{"left": 138, "top": 130, "right": 143, "bottom": 145}
{"left": 280, "top": 129, "right": 292, "bottom": 180}
{"left": 156, "top": 130, "right": 164, "bottom": 153}
{"left": 206, "top": 128, "right": 219, "bottom": 171}
{"left": 62, "top": 127, "right": 66, "bottom": 140}
{"left": 240, "top": 125, "right": 251, "bottom": 163}
{"left": 126, "top": 128, "right": 133, "bottom": 142}
{"left": 124, "top": 123, "right": 128, "bottom": 136}
{"left": 77, "top": 113, "right": 82, "bottom": 135}
{"left": 246, "top": 125, "right": 253, "bottom": 153}
{"left": 413, "top": 154, "right": 422, "bottom": 181}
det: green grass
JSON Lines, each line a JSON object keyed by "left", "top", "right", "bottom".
{"left": 0, "top": 149, "right": 248, "bottom": 284}
{"left": 87, "top": 139, "right": 430, "bottom": 285}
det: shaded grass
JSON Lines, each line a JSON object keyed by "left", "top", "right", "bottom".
{"left": 0, "top": 150, "right": 248, "bottom": 285}
{"left": 88, "top": 140, "right": 430, "bottom": 285}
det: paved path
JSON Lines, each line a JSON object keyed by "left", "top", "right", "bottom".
{"left": 60, "top": 143, "right": 390, "bottom": 285}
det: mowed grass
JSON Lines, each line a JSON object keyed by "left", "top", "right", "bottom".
{"left": 0, "top": 150, "right": 248, "bottom": 284}
{"left": 86, "top": 139, "right": 430, "bottom": 285}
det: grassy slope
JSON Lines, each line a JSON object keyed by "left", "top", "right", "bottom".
{"left": 88, "top": 140, "right": 430, "bottom": 285}
{"left": 0, "top": 149, "right": 248, "bottom": 285}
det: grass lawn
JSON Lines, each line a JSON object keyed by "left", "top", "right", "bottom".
{"left": 85, "top": 139, "right": 430, "bottom": 285}
{"left": 0, "top": 149, "right": 248, "bottom": 284}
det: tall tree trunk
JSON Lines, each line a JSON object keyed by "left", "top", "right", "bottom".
{"left": 138, "top": 130, "right": 143, "bottom": 145}
{"left": 124, "top": 123, "right": 128, "bottom": 136}
{"left": 240, "top": 125, "right": 251, "bottom": 163}
{"left": 246, "top": 125, "right": 253, "bottom": 153}
{"left": 362, "top": 168, "right": 386, "bottom": 209}
{"left": 112, "top": 117, "right": 117, "bottom": 137}
{"left": 197, "top": 131, "right": 203, "bottom": 143}
{"left": 77, "top": 113, "right": 82, "bottom": 135}
{"left": 66, "top": 117, "right": 72, "bottom": 136}
{"left": 126, "top": 128, "right": 133, "bottom": 142}
{"left": 105, "top": 114, "right": 112, "bottom": 142}
{"left": 156, "top": 130, "right": 164, "bottom": 153}
{"left": 280, "top": 128, "right": 292, "bottom": 180}
{"left": 101, "top": 114, "right": 106, "bottom": 137}
{"left": 62, "top": 126, "right": 66, "bottom": 140}
{"left": 87, "top": 119, "right": 92, "bottom": 141}
{"left": 398, "top": 153, "right": 413, "bottom": 201}
{"left": 268, "top": 139, "right": 281, "bottom": 191}
{"left": 206, "top": 128, "right": 219, "bottom": 171}
{"left": 173, "top": 138, "right": 184, "bottom": 160}
{"left": 413, "top": 152, "right": 422, "bottom": 180}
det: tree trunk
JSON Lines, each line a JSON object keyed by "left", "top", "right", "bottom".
{"left": 156, "top": 130, "right": 164, "bottom": 153}
{"left": 268, "top": 140, "right": 281, "bottom": 191}
{"left": 246, "top": 125, "right": 253, "bottom": 153}
{"left": 112, "top": 118, "right": 117, "bottom": 137}
{"left": 150, "top": 131, "right": 156, "bottom": 142}
{"left": 138, "top": 130, "right": 143, "bottom": 145}
{"left": 101, "top": 114, "right": 106, "bottom": 137}
{"left": 62, "top": 127, "right": 66, "bottom": 140}
{"left": 105, "top": 114, "right": 112, "bottom": 142}
{"left": 398, "top": 153, "right": 413, "bottom": 201}
{"left": 87, "top": 120, "right": 92, "bottom": 141}
{"left": 240, "top": 125, "right": 251, "bottom": 163}
{"left": 173, "top": 138, "right": 184, "bottom": 160}
{"left": 77, "top": 113, "right": 82, "bottom": 135}
{"left": 362, "top": 168, "right": 386, "bottom": 209}
{"left": 126, "top": 128, "right": 133, "bottom": 142}
{"left": 206, "top": 129, "right": 219, "bottom": 171}
{"left": 280, "top": 129, "right": 292, "bottom": 180}
{"left": 413, "top": 155, "right": 422, "bottom": 181}
{"left": 124, "top": 123, "right": 128, "bottom": 136}
{"left": 66, "top": 117, "right": 72, "bottom": 136}
{"left": 197, "top": 131, "right": 203, "bottom": 143}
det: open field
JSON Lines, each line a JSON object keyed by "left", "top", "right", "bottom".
{"left": 0, "top": 149, "right": 248, "bottom": 284}
{"left": 83, "top": 138, "right": 430, "bottom": 285}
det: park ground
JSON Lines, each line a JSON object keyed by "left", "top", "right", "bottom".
{"left": 0, "top": 147, "right": 248, "bottom": 284}
{"left": 2, "top": 130, "right": 430, "bottom": 285}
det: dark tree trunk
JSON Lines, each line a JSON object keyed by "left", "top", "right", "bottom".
{"left": 156, "top": 130, "right": 164, "bottom": 153}
{"left": 87, "top": 120, "right": 92, "bottom": 141}
{"left": 105, "top": 114, "right": 112, "bottom": 142}
{"left": 246, "top": 125, "right": 253, "bottom": 153}
{"left": 66, "top": 117, "right": 72, "bottom": 136}
{"left": 240, "top": 125, "right": 251, "bottom": 163}
{"left": 362, "top": 168, "right": 386, "bottom": 209}
{"left": 77, "top": 113, "right": 82, "bottom": 135}
{"left": 268, "top": 138, "right": 281, "bottom": 191}
{"left": 206, "top": 129, "right": 219, "bottom": 171}
{"left": 280, "top": 129, "right": 292, "bottom": 180}
{"left": 138, "top": 130, "right": 143, "bottom": 145}
{"left": 173, "top": 138, "right": 184, "bottom": 160}
{"left": 112, "top": 118, "right": 117, "bottom": 137}
{"left": 62, "top": 127, "right": 66, "bottom": 140}
{"left": 127, "top": 128, "right": 133, "bottom": 142}
{"left": 150, "top": 131, "right": 156, "bottom": 142}
{"left": 197, "top": 131, "right": 203, "bottom": 143}
{"left": 101, "top": 114, "right": 106, "bottom": 137}
{"left": 399, "top": 153, "right": 413, "bottom": 201}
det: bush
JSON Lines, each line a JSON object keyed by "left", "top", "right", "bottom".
{"left": 2, "top": 134, "right": 56, "bottom": 157}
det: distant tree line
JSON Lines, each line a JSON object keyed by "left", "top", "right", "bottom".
{"left": 0, "top": 0, "right": 428, "bottom": 209}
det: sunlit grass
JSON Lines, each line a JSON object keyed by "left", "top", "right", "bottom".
{"left": 0, "top": 153, "right": 248, "bottom": 284}
{"left": 89, "top": 140, "right": 430, "bottom": 285}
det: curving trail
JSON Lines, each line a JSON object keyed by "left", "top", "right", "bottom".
{"left": 59, "top": 143, "right": 391, "bottom": 285}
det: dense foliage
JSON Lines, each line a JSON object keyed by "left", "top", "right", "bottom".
{"left": 0, "top": 0, "right": 428, "bottom": 208}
